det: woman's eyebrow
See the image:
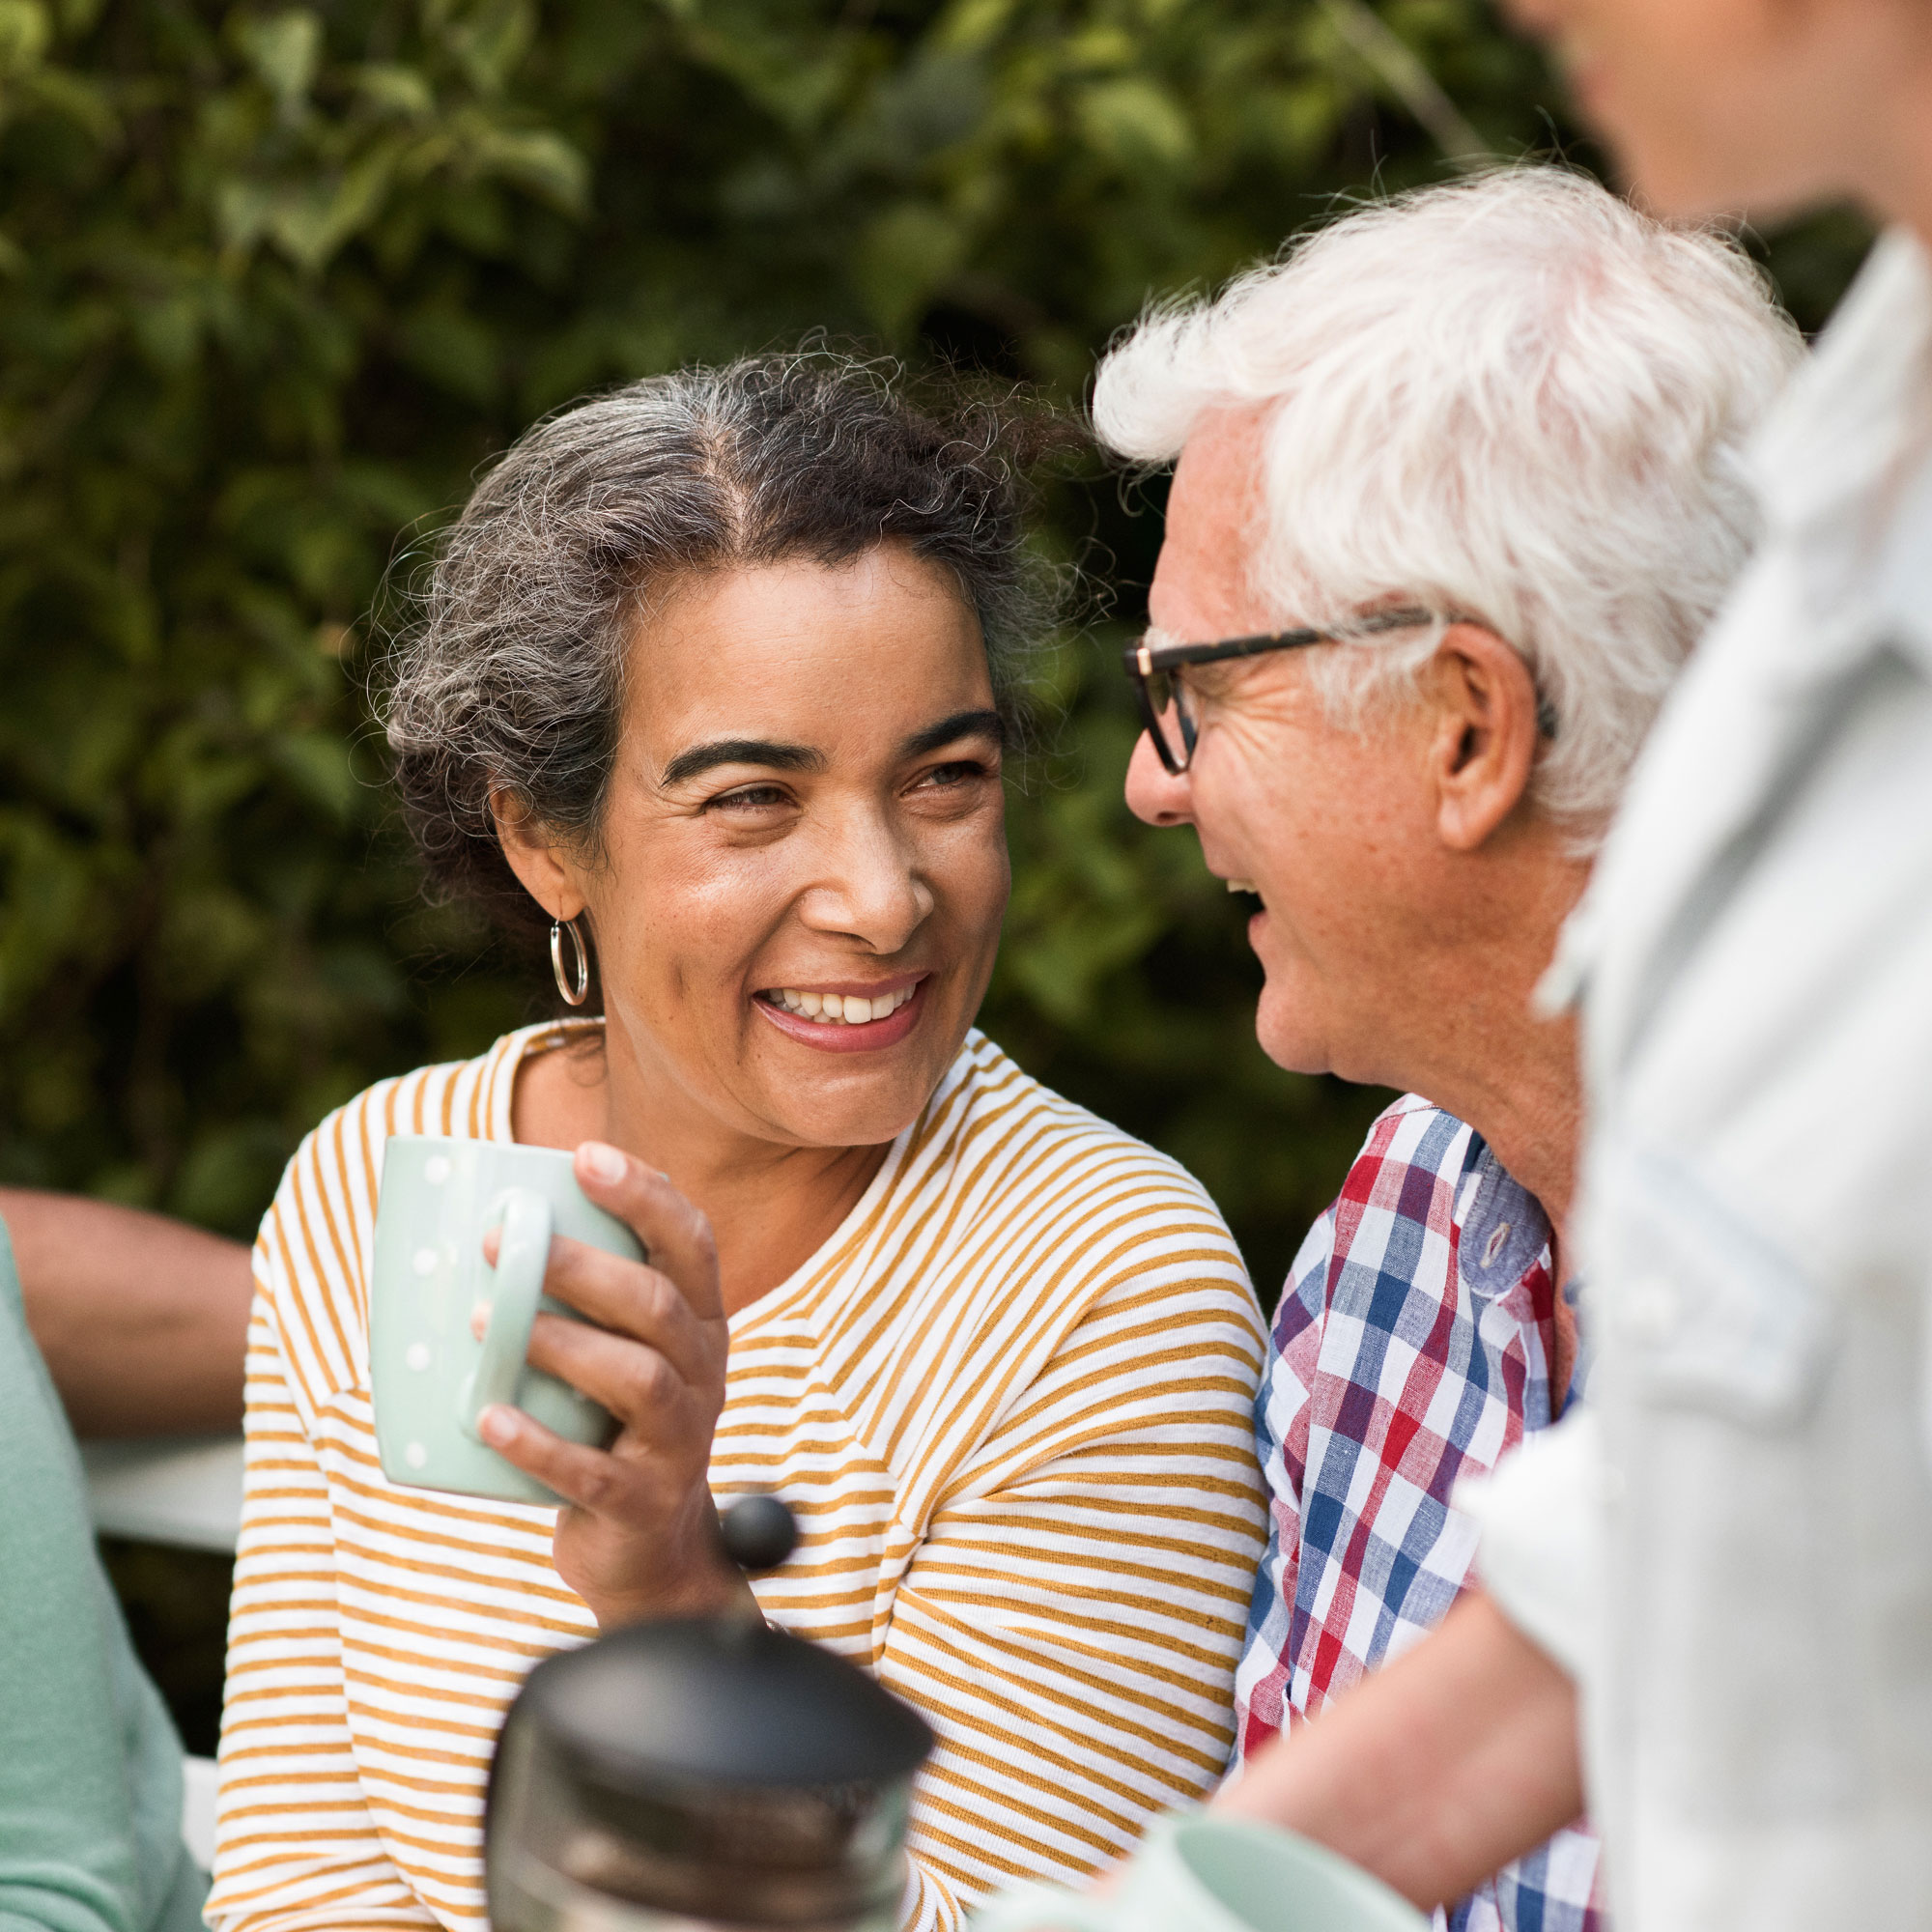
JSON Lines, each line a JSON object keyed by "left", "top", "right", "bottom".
{"left": 659, "top": 738, "right": 826, "bottom": 787}
{"left": 900, "top": 708, "right": 1005, "bottom": 758}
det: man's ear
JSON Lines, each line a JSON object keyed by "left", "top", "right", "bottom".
{"left": 490, "top": 787, "right": 584, "bottom": 923}
{"left": 1422, "top": 624, "right": 1543, "bottom": 853}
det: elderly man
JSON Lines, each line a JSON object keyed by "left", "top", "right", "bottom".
{"left": 1092, "top": 166, "right": 1801, "bottom": 1927}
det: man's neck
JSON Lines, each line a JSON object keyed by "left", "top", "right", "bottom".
{"left": 1379, "top": 952, "right": 1585, "bottom": 1411}
{"left": 1436, "top": 1023, "right": 1580, "bottom": 1249}
{"left": 1358, "top": 838, "right": 1589, "bottom": 1247}
{"left": 1400, "top": 989, "right": 1582, "bottom": 1250}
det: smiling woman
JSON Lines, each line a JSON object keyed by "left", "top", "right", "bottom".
{"left": 207, "top": 354, "right": 1267, "bottom": 1932}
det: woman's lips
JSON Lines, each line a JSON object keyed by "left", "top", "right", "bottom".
{"left": 753, "top": 978, "right": 928, "bottom": 1053}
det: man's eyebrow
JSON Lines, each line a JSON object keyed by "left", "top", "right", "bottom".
{"left": 900, "top": 708, "right": 1006, "bottom": 759}
{"left": 658, "top": 739, "right": 827, "bottom": 787}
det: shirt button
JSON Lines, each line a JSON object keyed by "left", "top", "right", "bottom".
{"left": 1621, "top": 1273, "right": 1681, "bottom": 1347}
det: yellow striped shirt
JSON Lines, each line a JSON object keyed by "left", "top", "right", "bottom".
{"left": 208, "top": 1024, "right": 1265, "bottom": 1932}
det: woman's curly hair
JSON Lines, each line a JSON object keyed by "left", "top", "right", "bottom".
{"left": 381, "top": 350, "right": 1074, "bottom": 967}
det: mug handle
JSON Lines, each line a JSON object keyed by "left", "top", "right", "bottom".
{"left": 457, "top": 1187, "right": 554, "bottom": 1442}
{"left": 970, "top": 1884, "right": 1119, "bottom": 1932}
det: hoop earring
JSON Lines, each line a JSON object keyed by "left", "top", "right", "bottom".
{"left": 550, "top": 916, "right": 591, "bottom": 1008}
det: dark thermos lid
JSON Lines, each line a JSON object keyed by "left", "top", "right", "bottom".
{"left": 487, "top": 1617, "right": 934, "bottom": 1931}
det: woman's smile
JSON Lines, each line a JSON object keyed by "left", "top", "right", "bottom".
{"left": 753, "top": 975, "right": 926, "bottom": 1051}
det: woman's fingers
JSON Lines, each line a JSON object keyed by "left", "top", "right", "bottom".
{"left": 472, "top": 1224, "right": 718, "bottom": 1385}
{"left": 465, "top": 1150, "right": 740, "bottom": 1631}
{"left": 477, "top": 1401, "right": 674, "bottom": 1514}
{"left": 573, "top": 1142, "right": 724, "bottom": 1323}
{"left": 520, "top": 1310, "right": 695, "bottom": 1439}
{"left": 528, "top": 1234, "right": 718, "bottom": 1384}
{"left": 467, "top": 1144, "right": 739, "bottom": 1634}
{"left": 478, "top": 1401, "right": 746, "bottom": 1626}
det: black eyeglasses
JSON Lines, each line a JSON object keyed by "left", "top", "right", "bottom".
{"left": 1122, "top": 607, "right": 1442, "bottom": 775}
{"left": 1122, "top": 607, "right": 1557, "bottom": 774}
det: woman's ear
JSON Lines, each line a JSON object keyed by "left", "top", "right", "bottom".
{"left": 1422, "top": 625, "right": 1543, "bottom": 853}
{"left": 490, "top": 788, "right": 585, "bottom": 923}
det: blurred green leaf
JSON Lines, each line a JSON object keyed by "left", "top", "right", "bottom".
{"left": 237, "top": 11, "right": 322, "bottom": 121}
{"left": 0, "top": 0, "right": 49, "bottom": 76}
{"left": 856, "top": 201, "right": 970, "bottom": 337}
{"left": 1077, "top": 75, "right": 1193, "bottom": 171}
{"left": 355, "top": 61, "right": 436, "bottom": 120}
{"left": 0, "top": 0, "right": 1872, "bottom": 1297}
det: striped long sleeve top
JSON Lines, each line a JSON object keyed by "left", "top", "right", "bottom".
{"left": 207, "top": 1024, "right": 1267, "bottom": 1932}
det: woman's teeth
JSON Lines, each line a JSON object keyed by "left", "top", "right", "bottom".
{"left": 1226, "top": 879, "right": 1262, "bottom": 897}
{"left": 763, "top": 985, "right": 917, "bottom": 1026}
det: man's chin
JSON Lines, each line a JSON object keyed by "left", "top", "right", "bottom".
{"left": 1253, "top": 996, "right": 1333, "bottom": 1080}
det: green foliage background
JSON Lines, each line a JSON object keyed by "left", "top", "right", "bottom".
{"left": 0, "top": 0, "right": 1872, "bottom": 1296}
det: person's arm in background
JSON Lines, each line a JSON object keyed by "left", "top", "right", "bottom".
{"left": 1214, "top": 1590, "right": 1583, "bottom": 1910}
{"left": 0, "top": 1189, "right": 253, "bottom": 1436}
{"left": 0, "top": 1215, "right": 206, "bottom": 1932}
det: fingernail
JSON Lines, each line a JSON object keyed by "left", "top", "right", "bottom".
{"left": 478, "top": 1406, "right": 515, "bottom": 1447}
{"left": 579, "top": 1141, "right": 626, "bottom": 1185}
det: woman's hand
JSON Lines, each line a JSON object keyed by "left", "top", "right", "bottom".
{"left": 474, "top": 1141, "right": 746, "bottom": 1629}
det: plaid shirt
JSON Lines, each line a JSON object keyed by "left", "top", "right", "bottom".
{"left": 1235, "top": 1095, "right": 1603, "bottom": 1932}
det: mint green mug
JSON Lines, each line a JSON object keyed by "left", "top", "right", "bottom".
{"left": 970, "top": 1817, "right": 1427, "bottom": 1932}
{"left": 370, "top": 1135, "right": 643, "bottom": 1507}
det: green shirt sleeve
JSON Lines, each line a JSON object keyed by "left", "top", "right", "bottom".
{"left": 0, "top": 1214, "right": 207, "bottom": 1932}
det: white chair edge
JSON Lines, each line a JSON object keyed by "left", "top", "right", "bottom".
{"left": 184, "top": 1752, "right": 219, "bottom": 1872}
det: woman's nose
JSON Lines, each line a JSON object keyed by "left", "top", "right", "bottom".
{"left": 803, "top": 818, "right": 934, "bottom": 952}
{"left": 1123, "top": 728, "right": 1197, "bottom": 828}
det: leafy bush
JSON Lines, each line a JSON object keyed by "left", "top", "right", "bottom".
{"left": 0, "top": 0, "right": 1868, "bottom": 1293}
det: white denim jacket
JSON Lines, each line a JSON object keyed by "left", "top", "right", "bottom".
{"left": 1469, "top": 230, "right": 1932, "bottom": 1931}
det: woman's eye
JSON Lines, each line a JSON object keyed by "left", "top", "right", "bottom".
{"left": 914, "top": 760, "right": 991, "bottom": 792}
{"left": 707, "top": 784, "right": 792, "bottom": 812}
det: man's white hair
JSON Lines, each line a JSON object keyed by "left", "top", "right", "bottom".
{"left": 1092, "top": 167, "right": 1804, "bottom": 833}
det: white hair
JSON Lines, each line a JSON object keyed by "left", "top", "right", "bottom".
{"left": 1092, "top": 167, "right": 1804, "bottom": 834}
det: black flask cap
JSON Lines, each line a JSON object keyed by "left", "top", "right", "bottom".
{"left": 525, "top": 1615, "right": 932, "bottom": 1791}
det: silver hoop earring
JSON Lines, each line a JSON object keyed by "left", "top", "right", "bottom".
{"left": 550, "top": 916, "right": 591, "bottom": 1008}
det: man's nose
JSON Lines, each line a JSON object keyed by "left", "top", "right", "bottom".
{"left": 1123, "top": 728, "right": 1196, "bottom": 828}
